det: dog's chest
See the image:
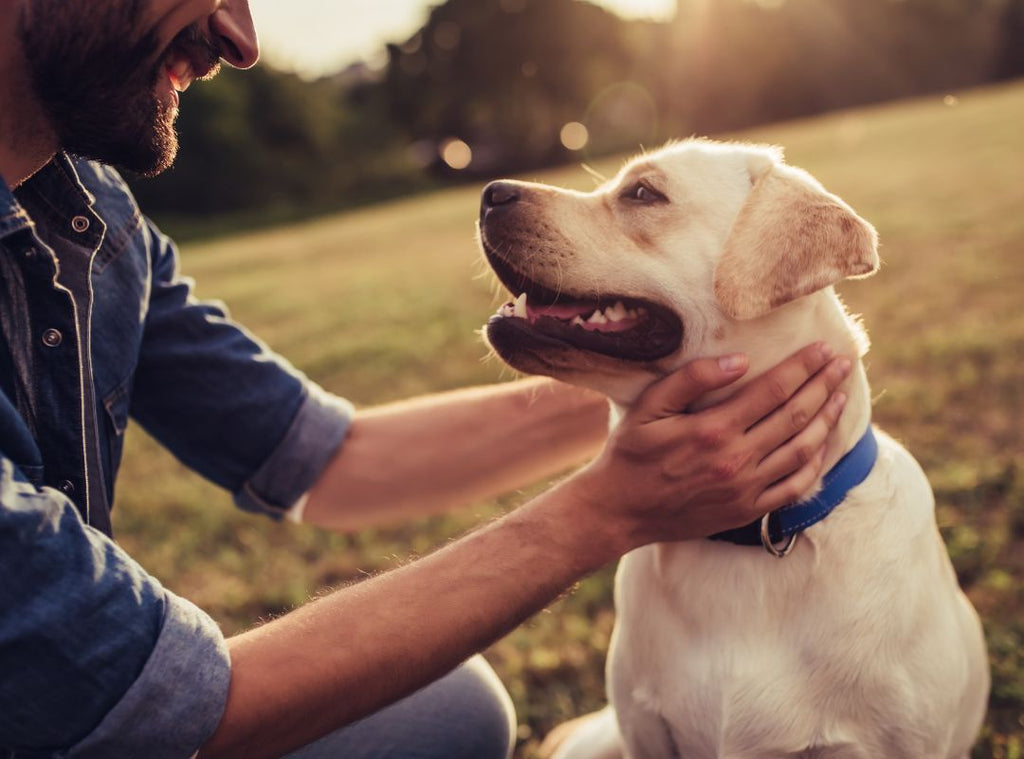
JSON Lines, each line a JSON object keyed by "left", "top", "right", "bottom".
{"left": 605, "top": 444, "right": 973, "bottom": 758}
{"left": 608, "top": 543, "right": 875, "bottom": 755}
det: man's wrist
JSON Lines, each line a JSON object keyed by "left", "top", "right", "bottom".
{"left": 519, "top": 474, "right": 631, "bottom": 576}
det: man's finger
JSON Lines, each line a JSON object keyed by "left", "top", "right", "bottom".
{"left": 753, "top": 445, "right": 828, "bottom": 514}
{"left": 755, "top": 391, "right": 847, "bottom": 483}
{"left": 746, "top": 358, "right": 851, "bottom": 453}
{"left": 633, "top": 354, "right": 749, "bottom": 422}
{"left": 725, "top": 342, "right": 836, "bottom": 429}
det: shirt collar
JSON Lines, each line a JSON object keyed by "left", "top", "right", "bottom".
{"left": 1, "top": 153, "right": 102, "bottom": 247}
{"left": 0, "top": 174, "right": 32, "bottom": 240}
{"left": 16, "top": 152, "right": 97, "bottom": 211}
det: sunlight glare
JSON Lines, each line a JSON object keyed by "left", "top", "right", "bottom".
{"left": 594, "top": 0, "right": 676, "bottom": 21}
{"left": 251, "top": 0, "right": 680, "bottom": 78}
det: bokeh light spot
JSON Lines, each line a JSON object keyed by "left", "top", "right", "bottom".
{"left": 441, "top": 138, "right": 473, "bottom": 170}
{"left": 560, "top": 122, "right": 590, "bottom": 151}
{"left": 943, "top": 94, "right": 960, "bottom": 106}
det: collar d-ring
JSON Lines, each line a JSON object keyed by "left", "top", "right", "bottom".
{"left": 761, "top": 512, "right": 799, "bottom": 558}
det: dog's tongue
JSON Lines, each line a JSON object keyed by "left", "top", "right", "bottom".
{"left": 504, "top": 293, "right": 645, "bottom": 333}
{"left": 528, "top": 302, "right": 593, "bottom": 320}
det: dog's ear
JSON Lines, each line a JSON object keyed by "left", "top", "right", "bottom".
{"left": 713, "top": 160, "right": 879, "bottom": 321}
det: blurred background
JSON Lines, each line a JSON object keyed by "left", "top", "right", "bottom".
{"left": 134, "top": 0, "right": 1024, "bottom": 237}
{"left": 119, "top": 1, "right": 1023, "bottom": 756}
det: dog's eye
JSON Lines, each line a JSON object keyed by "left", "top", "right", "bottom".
{"left": 622, "top": 181, "right": 666, "bottom": 205}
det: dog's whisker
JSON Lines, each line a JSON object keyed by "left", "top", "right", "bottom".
{"left": 581, "top": 163, "right": 607, "bottom": 187}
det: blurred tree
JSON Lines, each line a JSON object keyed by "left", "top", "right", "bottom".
{"left": 131, "top": 66, "right": 427, "bottom": 223}
{"left": 382, "top": 0, "right": 651, "bottom": 174}
{"left": 669, "top": 0, "right": 1002, "bottom": 134}
{"left": 993, "top": 0, "right": 1024, "bottom": 80}
{"left": 130, "top": 0, "right": 1017, "bottom": 227}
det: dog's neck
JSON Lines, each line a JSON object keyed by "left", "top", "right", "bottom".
{"left": 715, "top": 289, "right": 870, "bottom": 476}
{"left": 615, "top": 288, "right": 872, "bottom": 501}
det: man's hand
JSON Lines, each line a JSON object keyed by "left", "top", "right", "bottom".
{"left": 569, "top": 342, "right": 851, "bottom": 553}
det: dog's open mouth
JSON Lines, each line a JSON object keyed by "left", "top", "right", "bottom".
{"left": 486, "top": 261, "right": 682, "bottom": 362}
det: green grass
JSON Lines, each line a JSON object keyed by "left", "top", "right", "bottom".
{"left": 119, "top": 80, "right": 1024, "bottom": 756}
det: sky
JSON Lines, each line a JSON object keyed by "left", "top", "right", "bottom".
{"left": 249, "top": 0, "right": 677, "bottom": 78}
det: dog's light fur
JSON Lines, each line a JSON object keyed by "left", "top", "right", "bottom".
{"left": 479, "top": 140, "right": 989, "bottom": 759}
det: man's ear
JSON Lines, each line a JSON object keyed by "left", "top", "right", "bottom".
{"left": 713, "top": 163, "right": 880, "bottom": 321}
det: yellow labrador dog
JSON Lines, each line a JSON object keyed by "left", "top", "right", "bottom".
{"left": 477, "top": 140, "right": 989, "bottom": 759}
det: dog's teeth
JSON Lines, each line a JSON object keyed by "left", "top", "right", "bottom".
{"left": 626, "top": 309, "right": 638, "bottom": 319}
{"left": 513, "top": 292, "right": 528, "bottom": 319}
{"left": 605, "top": 302, "right": 628, "bottom": 322}
{"left": 587, "top": 310, "right": 608, "bottom": 325}
{"left": 571, "top": 316, "right": 585, "bottom": 327}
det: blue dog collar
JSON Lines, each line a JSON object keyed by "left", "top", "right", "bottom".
{"left": 709, "top": 426, "right": 879, "bottom": 555}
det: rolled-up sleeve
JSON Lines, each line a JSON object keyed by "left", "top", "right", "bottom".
{"left": 0, "top": 458, "right": 230, "bottom": 758}
{"left": 234, "top": 383, "right": 354, "bottom": 518}
{"left": 130, "top": 220, "right": 354, "bottom": 518}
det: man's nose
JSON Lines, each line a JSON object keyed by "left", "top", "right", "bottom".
{"left": 210, "top": 0, "right": 259, "bottom": 69}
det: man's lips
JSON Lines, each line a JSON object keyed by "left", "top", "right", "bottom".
{"left": 166, "top": 54, "right": 196, "bottom": 93}
{"left": 160, "top": 28, "right": 221, "bottom": 99}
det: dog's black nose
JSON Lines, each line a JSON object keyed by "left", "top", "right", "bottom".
{"left": 482, "top": 181, "right": 520, "bottom": 209}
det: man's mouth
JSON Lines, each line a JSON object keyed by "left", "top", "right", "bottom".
{"left": 160, "top": 29, "right": 221, "bottom": 102}
{"left": 165, "top": 53, "right": 195, "bottom": 94}
{"left": 486, "top": 262, "right": 683, "bottom": 362}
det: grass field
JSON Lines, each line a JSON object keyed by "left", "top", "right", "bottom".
{"left": 120, "top": 81, "right": 1024, "bottom": 757}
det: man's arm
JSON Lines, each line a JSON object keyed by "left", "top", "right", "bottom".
{"left": 131, "top": 220, "right": 604, "bottom": 530}
{"left": 0, "top": 458, "right": 230, "bottom": 759}
{"left": 301, "top": 377, "right": 609, "bottom": 531}
{"left": 199, "top": 345, "right": 851, "bottom": 759}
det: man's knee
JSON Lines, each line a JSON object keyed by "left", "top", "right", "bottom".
{"left": 444, "top": 655, "right": 517, "bottom": 759}
{"left": 284, "top": 655, "right": 516, "bottom": 759}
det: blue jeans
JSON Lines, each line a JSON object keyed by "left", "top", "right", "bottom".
{"left": 284, "top": 656, "right": 516, "bottom": 759}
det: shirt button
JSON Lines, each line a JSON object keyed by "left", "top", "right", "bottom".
{"left": 22, "top": 246, "right": 37, "bottom": 259}
{"left": 59, "top": 480, "right": 75, "bottom": 496}
{"left": 71, "top": 215, "right": 91, "bottom": 233}
{"left": 41, "top": 328, "right": 63, "bottom": 348}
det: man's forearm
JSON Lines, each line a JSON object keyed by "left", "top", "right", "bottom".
{"left": 199, "top": 478, "right": 619, "bottom": 759}
{"left": 200, "top": 347, "right": 850, "bottom": 758}
{"left": 303, "top": 378, "right": 609, "bottom": 531}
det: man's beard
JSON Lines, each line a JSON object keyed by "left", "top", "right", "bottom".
{"left": 17, "top": 2, "right": 218, "bottom": 177}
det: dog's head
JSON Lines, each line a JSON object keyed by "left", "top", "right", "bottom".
{"left": 478, "top": 140, "right": 879, "bottom": 403}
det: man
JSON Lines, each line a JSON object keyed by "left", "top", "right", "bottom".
{"left": 0, "top": 1, "right": 852, "bottom": 757}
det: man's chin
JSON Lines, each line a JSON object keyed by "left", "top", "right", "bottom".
{"left": 62, "top": 107, "right": 178, "bottom": 176}
{"left": 131, "top": 139, "right": 178, "bottom": 177}
{"left": 67, "top": 137, "right": 177, "bottom": 177}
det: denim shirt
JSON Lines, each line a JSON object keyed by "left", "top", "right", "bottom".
{"left": 0, "top": 155, "right": 353, "bottom": 758}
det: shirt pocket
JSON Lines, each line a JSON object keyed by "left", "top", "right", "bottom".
{"left": 102, "top": 377, "right": 132, "bottom": 488}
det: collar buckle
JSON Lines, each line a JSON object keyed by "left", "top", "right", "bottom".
{"left": 760, "top": 512, "right": 799, "bottom": 558}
